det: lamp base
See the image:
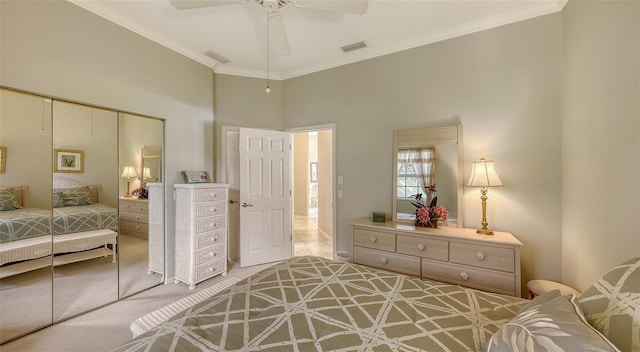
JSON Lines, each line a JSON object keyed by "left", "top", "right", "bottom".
{"left": 476, "top": 227, "right": 494, "bottom": 236}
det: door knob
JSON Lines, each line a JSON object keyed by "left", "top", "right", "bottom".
{"left": 242, "top": 202, "right": 253, "bottom": 207}
{"left": 229, "top": 200, "right": 238, "bottom": 204}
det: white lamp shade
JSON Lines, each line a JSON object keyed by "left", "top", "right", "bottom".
{"left": 121, "top": 166, "right": 138, "bottom": 179}
{"left": 467, "top": 159, "right": 503, "bottom": 187}
{"left": 143, "top": 167, "right": 152, "bottom": 180}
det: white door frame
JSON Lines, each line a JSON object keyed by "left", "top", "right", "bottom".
{"left": 286, "top": 123, "right": 337, "bottom": 260}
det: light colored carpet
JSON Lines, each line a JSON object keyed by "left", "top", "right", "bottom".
{"left": 0, "top": 260, "right": 269, "bottom": 352}
{"left": 130, "top": 277, "right": 240, "bottom": 337}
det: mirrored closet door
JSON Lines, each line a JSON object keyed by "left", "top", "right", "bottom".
{"left": 118, "top": 112, "right": 164, "bottom": 298}
{"left": 0, "top": 89, "right": 53, "bottom": 343}
{"left": 52, "top": 101, "right": 119, "bottom": 322}
{"left": 0, "top": 87, "right": 165, "bottom": 344}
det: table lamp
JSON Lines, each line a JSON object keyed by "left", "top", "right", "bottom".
{"left": 467, "top": 158, "right": 503, "bottom": 235}
{"left": 121, "top": 166, "right": 138, "bottom": 197}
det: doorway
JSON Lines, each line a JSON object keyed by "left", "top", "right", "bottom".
{"left": 291, "top": 126, "right": 335, "bottom": 260}
{"left": 221, "top": 125, "right": 335, "bottom": 265}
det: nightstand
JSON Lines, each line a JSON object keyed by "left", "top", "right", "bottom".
{"left": 119, "top": 197, "right": 149, "bottom": 239}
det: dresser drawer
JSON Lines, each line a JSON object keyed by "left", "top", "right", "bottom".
{"left": 196, "top": 188, "right": 227, "bottom": 202}
{"left": 120, "top": 200, "right": 148, "bottom": 213}
{"left": 353, "top": 228, "right": 395, "bottom": 252}
{"left": 397, "top": 234, "right": 448, "bottom": 261}
{"left": 195, "top": 201, "right": 226, "bottom": 218}
{"left": 354, "top": 246, "right": 420, "bottom": 276}
{"left": 119, "top": 219, "right": 148, "bottom": 234}
{"left": 194, "top": 243, "right": 225, "bottom": 266}
{"left": 195, "top": 230, "right": 225, "bottom": 251}
{"left": 194, "top": 258, "right": 225, "bottom": 282}
{"left": 195, "top": 216, "right": 226, "bottom": 235}
{"left": 119, "top": 211, "right": 148, "bottom": 223}
{"left": 450, "top": 242, "right": 515, "bottom": 272}
{"left": 422, "top": 259, "right": 515, "bottom": 296}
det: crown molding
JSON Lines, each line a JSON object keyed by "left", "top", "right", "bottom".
{"left": 278, "top": 0, "right": 568, "bottom": 79}
{"left": 68, "top": 1, "right": 220, "bottom": 70}
{"left": 69, "top": 0, "right": 567, "bottom": 81}
{"left": 214, "top": 66, "right": 284, "bottom": 80}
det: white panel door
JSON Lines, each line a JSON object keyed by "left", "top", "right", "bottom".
{"left": 239, "top": 128, "right": 292, "bottom": 267}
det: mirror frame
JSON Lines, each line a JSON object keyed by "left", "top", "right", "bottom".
{"left": 142, "top": 147, "right": 162, "bottom": 183}
{"left": 392, "top": 124, "right": 463, "bottom": 227}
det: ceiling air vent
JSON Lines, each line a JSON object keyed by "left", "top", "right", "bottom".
{"left": 204, "top": 50, "right": 231, "bottom": 64}
{"left": 341, "top": 41, "right": 367, "bottom": 53}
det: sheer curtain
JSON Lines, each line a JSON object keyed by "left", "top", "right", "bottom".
{"left": 398, "top": 147, "right": 436, "bottom": 193}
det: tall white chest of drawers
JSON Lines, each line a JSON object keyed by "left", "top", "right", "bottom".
{"left": 352, "top": 218, "right": 523, "bottom": 297}
{"left": 174, "top": 183, "right": 229, "bottom": 290}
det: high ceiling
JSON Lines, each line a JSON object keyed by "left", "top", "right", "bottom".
{"left": 70, "top": 0, "right": 567, "bottom": 80}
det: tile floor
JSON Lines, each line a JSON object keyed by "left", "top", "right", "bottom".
{"left": 293, "top": 212, "right": 334, "bottom": 260}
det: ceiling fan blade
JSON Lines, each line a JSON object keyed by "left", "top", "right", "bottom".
{"left": 169, "top": 0, "right": 248, "bottom": 10}
{"left": 290, "top": 0, "right": 368, "bottom": 15}
{"left": 268, "top": 12, "right": 290, "bottom": 57}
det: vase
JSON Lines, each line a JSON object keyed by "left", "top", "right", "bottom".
{"left": 415, "top": 219, "right": 438, "bottom": 228}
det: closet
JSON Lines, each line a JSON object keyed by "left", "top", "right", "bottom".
{"left": 0, "top": 87, "right": 165, "bottom": 343}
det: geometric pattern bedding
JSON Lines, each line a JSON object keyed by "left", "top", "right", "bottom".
{"left": 113, "top": 256, "right": 527, "bottom": 352}
{"left": 577, "top": 256, "right": 640, "bottom": 352}
{"left": 53, "top": 204, "right": 117, "bottom": 235}
{"left": 0, "top": 208, "right": 52, "bottom": 243}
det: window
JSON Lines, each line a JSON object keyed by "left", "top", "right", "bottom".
{"left": 397, "top": 163, "right": 420, "bottom": 199}
{"left": 397, "top": 147, "right": 436, "bottom": 199}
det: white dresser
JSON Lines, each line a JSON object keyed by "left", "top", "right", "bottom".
{"left": 351, "top": 218, "right": 522, "bottom": 297}
{"left": 119, "top": 197, "right": 149, "bottom": 239}
{"left": 147, "top": 183, "right": 164, "bottom": 280}
{"left": 174, "top": 183, "right": 229, "bottom": 290}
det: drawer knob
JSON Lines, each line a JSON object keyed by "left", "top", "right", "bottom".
{"left": 460, "top": 272, "right": 470, "bottom": 281}
{"left": 214, "top": 238, "right": 217, "bottom": 242}
{"left": 370, "top": 237, "right": 377, "bottom": 243}
{"left": 475, "top": 252, "right": 486, "bottom": 261}
{"left": 380, "top": 257, "right": 388, "bottom": 264}
{"left": 417, "top": 244, "right": 425, "bottom": 251}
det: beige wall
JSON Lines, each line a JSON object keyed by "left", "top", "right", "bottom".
{"left": 293, "top": 133, "right": 309, "bottom": 216}
{"left": 283, "top": 13, "right": 563, "bottom": 291}
{"left": 0, "top": 1, "right": 215, "bottom": 279}
{"left": 317, "top": 130, "right": 333, "bottom": 238}
{"left": 561, "top": 0, "right": 640, "bottom": 291}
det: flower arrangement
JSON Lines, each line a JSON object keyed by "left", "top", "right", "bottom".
{"left": 411, "top": 184, "right": 448, "bottom": 228}
{"left": 132, "top": 177, "right": 149, "bottom": 199}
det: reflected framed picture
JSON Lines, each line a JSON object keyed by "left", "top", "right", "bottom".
{"left": 310, "top": 162, "right": 318, "bottom": 182}
{"left": 182, "top": 171, "right": 210, "bottom": 184}
{"left": 54, "top": 149, "right": 84, "bottom": 173}
{"left": 0, "top": 146, "right": 6, "bottom": 173}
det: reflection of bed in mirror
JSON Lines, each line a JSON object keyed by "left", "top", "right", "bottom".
{"left": 0, "top": 186, "right": 53, "bottom": 279}
{"left": 0, "top": 178, "right": 118, "bottom": 279}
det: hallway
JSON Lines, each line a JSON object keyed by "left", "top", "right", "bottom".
{"left": 293, "top": 214, "right": 333, "bottom": 260}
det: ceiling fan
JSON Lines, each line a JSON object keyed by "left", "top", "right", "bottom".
{"left": 169, "top": 0, "right": 369, "bottom": 57}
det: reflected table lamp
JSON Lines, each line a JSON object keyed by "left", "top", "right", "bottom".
{"left": 467, "top": 158, "right": 503, "bottom": 235}
{"left": 121, "top": 166, "right": 138, "bottom": 197}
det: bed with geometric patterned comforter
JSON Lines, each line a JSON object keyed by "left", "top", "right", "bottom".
{"left": 53, "top": 204, "right": 118, "bottom": 235}
{"left": 0, "top": 207, "right": 52, "bottom": 243}
{"left": 114, "top": 256, "right": 527, "bottom": 352}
